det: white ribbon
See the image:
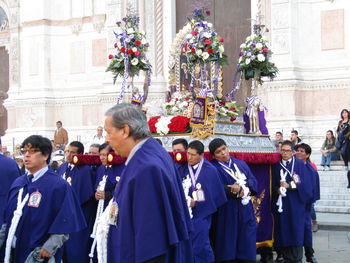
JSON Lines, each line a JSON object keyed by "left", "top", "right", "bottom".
{"left": 219, "top": 161, "right": 251, "bottom": 206}
{"left": 96, "top": 199, "right": 112, "bottom": 263}
{"left": 4, "top": 187, "right": 29, "bottom": 263}
{"left": 187, "top": 158, "right": 204, "bottom": 189}
{"left": 89, "top": 174, "right": 107, "bottom": 258}
{"left": 276, "top": 169, "right": 287, "bottom": 213}
{"left": 182, "top": 175, "right": 193, "bottom": 219}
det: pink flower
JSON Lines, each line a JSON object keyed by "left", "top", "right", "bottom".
{"left": 219, "top": 38, "right": 224, "bottom": 43}
{"left": 108, "top": 54, "right": 114, "bottom": 59}
{"left": 120, "top": 47, "right": 126, "bottom": 53}
{"left": 191, "top": 48, "right": 196, "bottom": 53}
{"left": 134, "top": 51, "right": 141, "bottom": 56}
{"left": 263, "top": 48, "right": 268, "bottom": 53}
{"left": 114, "top": 43, "right": 118, "bottom": 48}
{"left": 239, "top": 51, "right": 243, "bottom": 56}
{"left": 204, "top": 39, "right": 212, "bottom": 45}
{"left": 191, "top": 31, "right": 198, "bottom": 36}
{"left": 184, "top": 43, "right": 188, "bottom": 51}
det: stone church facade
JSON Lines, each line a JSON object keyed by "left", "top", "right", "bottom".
{"left": 0, "top": 0, "right": 349, "bottom": 150}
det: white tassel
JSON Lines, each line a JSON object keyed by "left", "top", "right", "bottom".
{"left": 4, "top": 188, "right": 29, "bottom": 263}
{"left": 96, "top": 200, "right": 112, "bottom": 263}
{"left": 182, "top": 175, "right": 193, "bottom": 218}
{"left": 276, "top": 169, "right": 287, "bottom": 213}
{"left": 233, "top": 163, "right": 251, "bottom": 206}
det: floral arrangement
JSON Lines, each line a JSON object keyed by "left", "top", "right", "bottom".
{"left": 215, "top": 96, "right": 241, "bottom": 121}
{"left": 236, "top": 26, "right": 278, "bottom": 82}
{"left": 148, "top": 116, "right": 191, "bottom": 135}
{"left": 183, "top": 8, "right": 228, "bottom": 68}
{"left": 106, "top": 12, "right": 151, "bottom": 84}
{"left": 164, "top": 91, "right": 194, "bottom": 117}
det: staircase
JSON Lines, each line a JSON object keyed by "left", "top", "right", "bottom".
{"left": 314, "top": 159, "right": 350, "bottom": 214}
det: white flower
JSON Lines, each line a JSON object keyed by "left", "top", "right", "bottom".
{"left": 245, "top": 58, "right": 251, "bottom": 65}
{"left": 127, "top": 28, "right": 135, "bottom": 34}
{"left": 238, "top": 57, "right": 243, "bottom": 63}
{"left": 155, "top": 116, "right": 172, "bottom": 135}
{"left": 207, "top": 23, "right": 213, "bottom": 28}
{"left": 257, "top": 54, "right": 266, "bottom": 62}
{"left": 202, "top": 52, "right": 209, "bottom": 60}
{"left": 256, "top": 43, "right": 263, "bottom": 50}
{"left": 197, "top": 27, "right": 204, "bottom": 32}
{"left": 202, "top": 21, "right": 208, "bottom": 25}
{"left": 196, "top": 49, "right": 203, "bottom": 56}
{"left": 189, "top": 39, "right": 194, "bottom": 44}
{"left": 186, "top": 34, "right": 192, "bottom": 39}
{"left": 115, "top": 28, "right": 123, "bottom": 35}
{"left": 240, "top": 43, "right": 246, "bottom": 49}
{"left": 131, "top": 58, "right": 139, "bottom": 65}
{"left": 141, "top": 38, "right": 147, "bottom": 45}
{"left": 132, "top": 47, "right": 138, "bottom": 52}
{"left": 203, "top": 32, "right": 212, "bottom": 38}
{"left": 219, "top": 45, "right": 224, "bottom": 53}
{"left": 139, "top": 30, "right": 145, "bottom": 35}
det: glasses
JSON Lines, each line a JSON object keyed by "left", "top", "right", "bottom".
{"left": 281, "top": 149, "right": 293, "bottom": 153}
{"left": 21, "top": 148, "right": 41, "bottom": 154}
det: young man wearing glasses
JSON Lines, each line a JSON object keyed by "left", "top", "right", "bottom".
{"left": 0, "top": 135, "right": 85, "bottom": 262}
{"left": 272, "top": 140, "right": 313, "bottom": 263}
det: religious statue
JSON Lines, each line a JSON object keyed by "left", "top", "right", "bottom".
{"left": 245, "top": 95, "right": 265, "bottom": 134}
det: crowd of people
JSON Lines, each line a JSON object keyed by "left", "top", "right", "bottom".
{"left": 0, "top": 106, "right": 349, "bottom": 263}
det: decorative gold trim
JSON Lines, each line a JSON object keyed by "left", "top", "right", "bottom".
{"left": 256, "top": 240, "right": 273, "bottom": 248}
{"left": 215, "top": 120, "right": 245, "bottom": 125}
{"left": 215, "top": 132, "right": 270, "bottom": 137}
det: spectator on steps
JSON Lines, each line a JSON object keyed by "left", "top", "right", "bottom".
{"left": 320, "top": 130, "right": 340, "bottom": 171}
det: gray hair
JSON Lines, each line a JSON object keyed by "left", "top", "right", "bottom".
{"left": 105, "top": 104, "right": 151, "bottom": 140}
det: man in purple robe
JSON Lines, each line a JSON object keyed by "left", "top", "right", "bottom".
{"left": 0, "top": 135, "right": 86, "bottom": 263}
{"left": 272, "top": 140, "right": 313, "bottom": 263}
{"left": 57, "top": 141, "right": 96, "bottom": 263}
{"left": 177, "top": 140, "right": 226, "bottom": 263}
{"left": 104, "top": 103, "right": 193, "bottom": 263}
{"left": 209, "top": 138, "right": 258, "bottom": 263}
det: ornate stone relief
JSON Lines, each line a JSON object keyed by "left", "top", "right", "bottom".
{"left": 70, "top": 18, "right": 83, "bottom": 35}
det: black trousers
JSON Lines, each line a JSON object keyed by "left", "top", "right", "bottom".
{"left": 144, "top": 254, "right": 166, "bottom": 263}
{"left": 281, "top": 246, "right": 303, "bottom": 263}
{"left": 304, "top": 246, "right": 315, "bottom": 260}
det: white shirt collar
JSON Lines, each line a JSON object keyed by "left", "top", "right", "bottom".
{"left": 192, "top": 163, "right": 200, "bottom": 170}
{"left": 28, "top": 166, "right": 49, "bottom": 183}
{"left": 282, "top": 157, "right": 292, "bottom": 166}
{"left": 125, "top": 138, "right": 149, "bottom": 166}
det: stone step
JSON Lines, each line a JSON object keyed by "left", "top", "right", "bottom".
{"left": 317, "top": 199, "right": 350, "bottom": 207}
{"left": 320, "top": 187, "right": 350, "bottom": 194}
{"left": 318, "top": 181, "right": 348, "bottom": 187}
{"left": 317, "top": 165, "right": 347, "bottom": 171}
{"left": 315, "top": 205, "right": 350, "bottom": 213}
{"left": 320, "top": 193, "right": 350, "bottom": 200}
{"left": 319, "top": 176, "right": 348, "bottom": 183}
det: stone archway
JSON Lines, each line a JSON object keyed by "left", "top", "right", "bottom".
{"left": 0, "top": 5, "right": 9, "bottom": 136}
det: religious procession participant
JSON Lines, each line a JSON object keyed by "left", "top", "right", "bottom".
{"left": 101, "top": 103, "right": 193, "bottom": 263}
{"left": 57, "top": 141, "right": 96, "bottom": 263}
{"left": 89, "top": 143, "right": 124, "bottom": 260}
{"left": 177, "top": 140, "right": 226, "bottom": 263}
{"left": 295, "top": 143, "right": 320, "bottom": 263}
{"left": 209, "top": 138, "right": 258, "bottom": 263}
{"left": 272, "top": 140, "right": 313, "bottom": 263}
{"left": 0, "top": 135, "right": 85, "bottom": 263}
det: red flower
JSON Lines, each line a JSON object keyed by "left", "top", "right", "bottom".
{"left": 229, "top": 107, "right": 236, "bottom": 111}
{"left": 204, "top": 39, "right": 212, "bottom": 45}
{"left": 148, "top": 116, "right": 161, "bottom": 133}
{"left": 134, "top": 51, "right": 141, "bottom": 56}
{"left": 184, "top": 97, "right": 190, "bottom": 101}
{"left": 135, "top": 40, "right": 141, "bottom": 45}
{"left": 219, "top": 38, "right": 224, "bottom": 43}
{"left": 120, "top": 47, "right": 126, "bottom": 53}
{"left": 127, "top": 49, "right": 133, "bottom": 54}
{"left": 191, "top": 31, "right": 198, "bottom": 36}
{"left": 191, "top": 48, "right": 196, "bottom": 53}
{"left": 108, "top": 54, "right": 114, "bottom": 59}
{"left": 263, "top": 48, "right": 268, "bottom": 53}
{"left": 239, "top": 51, "right": 243, "bottom": 56}
{"left": 207, "top": 48, "right": 214, "bottom": 54}
{"left": 220, "top": 101, "right": 226, "bottom": 105}
{"left": 168, "top": 116, "right": 190, "bottom": 133}
{"left": 114, "top": 43, "right": 118, "bottom": 48}
{"left": 230, "top": 116, "right": 236, "bottom": 122}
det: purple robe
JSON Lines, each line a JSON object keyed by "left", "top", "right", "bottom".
{"left": 57, "top": 163, "right": 95, "bottom": 263}
{"left": 211, "top": 157, "right": 258, "bottom": 262}
{"left": 2, "top": 170, "right": 86, "bottom": 263}
{"left": 0, "top": 155, "right": 21, "bottom": 226}
{"left": 178, "top": 159, "right": 227, "bottom": 263}
{"left": 107, "top": 138, "right": 193, "bottom": 263}
{"left": 272, "top": 157, "right": 313, "bottom": 247}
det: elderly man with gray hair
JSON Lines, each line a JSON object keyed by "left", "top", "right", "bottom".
{"left": 103, "top": 104, "right": 193, "bottom": 263}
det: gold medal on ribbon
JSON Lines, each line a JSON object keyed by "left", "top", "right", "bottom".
{"left": 28, "top": 191, "right": 42, "bottom": 208}
{"left": 116, "top": 176, "right": 120, "bottom": 182}
{"left": 108, "top": 202, "right": 119, "bottom": 226}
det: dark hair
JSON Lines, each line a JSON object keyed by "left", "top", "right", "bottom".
{"left": 276, "top": 131, "right": 283, "bottom": 136}
{"left": 69, "top": 141, "right": 84, "bottom": 154}
{"left": 90, "top": 143, "right": 100, "bottom": 149}
{"left": 56, "top": 121, "right": 62, "bottom": 125}
{"left": 291, "top": 130, "right": 298, "bottom": 135}
{"left": 340, "top": 109, "right": 350, "bottom": 120}
{"left": 188, "top": 140, "right": 204, "bottom": 155}
{"left": 281, "top": 140, "right": 293, "bottom": 149}
{"left": 21, "top": 135, "right": 52, "bottom": 164}
{"left": 172, "top": 138, "right": 188, "bottom": 150}
{"left": 99, "top": 143, "right": 113, "bottom": 152}
{"left": 296, "top": 143, "right": 312, "bottom": 161}
{"left": 209, "top": 138, "right": 227, "bottom": 155}
{"left": 155, "top": 138, "right": 163, "bottom": 146}
{"left": 324, "top": 130, "right": 336, "bottom": 145}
